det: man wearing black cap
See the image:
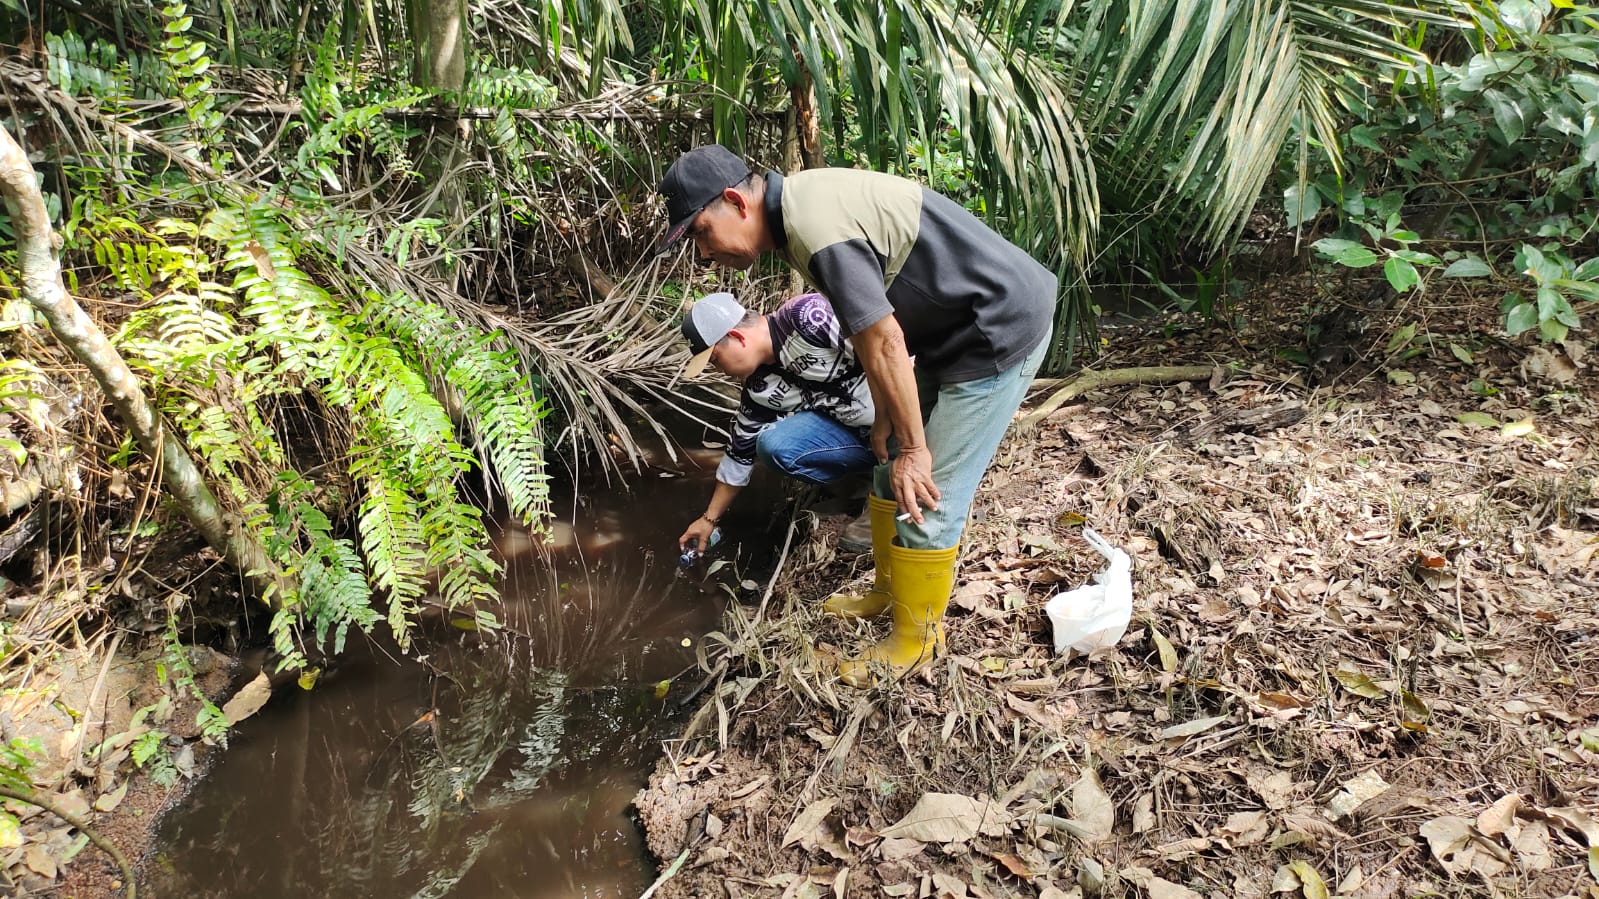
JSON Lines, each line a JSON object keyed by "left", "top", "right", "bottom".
{"left": 675, "top": 291, "right": 876, "bottom": 558}
{"left": 658, "top": 144, "right": 1056, "bottom": 687}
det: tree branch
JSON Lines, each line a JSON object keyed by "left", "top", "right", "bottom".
{"left": 1018, "top": 365, "right": 1221, "bottom": 432}
{"left": 0, "top": 123, "right": 284, "bottom": 602}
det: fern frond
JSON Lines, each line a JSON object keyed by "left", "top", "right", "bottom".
{"left": 298, "top": 503, "right": 377, "bottom": 654}
{"left": 354, "top": 471, "right": 430, "bottom": 649}
{"left": 362, "top": 291, "right": 551, "bottom": 528}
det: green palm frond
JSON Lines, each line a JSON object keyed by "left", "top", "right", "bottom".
{"left": 650, "top": 0, "right": 1101, "bottom": 266}
{"left": 1065, "top": 0, "right": 1471, "bottom": 246}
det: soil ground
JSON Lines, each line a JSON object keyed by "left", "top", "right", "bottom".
{"left": 634, "top": 277, "right": 1599, "bottom": 899}
{"left": 1, "top": 597, "right": 235, "bottom": 897}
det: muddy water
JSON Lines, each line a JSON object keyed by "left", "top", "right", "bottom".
{"left": 147, "top": 459, "right": 781, "bottom": 898}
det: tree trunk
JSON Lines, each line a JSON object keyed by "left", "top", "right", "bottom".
{"left": 789, "top": 65, "right": 825, "bottom": 171}
{"left": 786, "top": 67, "right": 825, "bottom": 169}
{"left": 408, "top": 0, "right": 468, "bottom": 92}
{"left": 0, "top": 124, "right": 281, "bottom": 599}
{"left": 406, "top": 0, "right": 470, "bottom": 258}
{"left": 783, "top": 61, "right": 824, "bottom": 296}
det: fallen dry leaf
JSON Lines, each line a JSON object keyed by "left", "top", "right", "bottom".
{"left": 1511, "top": 819, "right": 1553, "bottom": 871}
{"left": 1323, "top": 769, "right": 1390, "bottom": 821}
{"left": 1218, "top": 810, "right": 1271, "bottom": 847}
{"left": 1122, "top": 865, "right": 1203, "bottom": 899}
{"left": 1132, "top": 792, "right": 1156, "bottom": 833}
{"left": 930, "top": 869, "right": 969, "bottom": 898}
{"left": 878, "top": 837, "right": 923, "bottom": 862}
{"left": 1419, "top": 815, "right": 1475, "bottom": 875}
{"left": 93, "top": 781, "right": 129, "bottom": 813}
{"left": 990, "top": 851, "right": 1036, "bottom": 879}
{"left": 24, "top": 844, "right": 58, "bottom": 879}
{"left": 1068, "top": 770, "right": 1115, "bottom": 844}
{"left": 1005, "top": 693, "right": 1066, "bottom": 731}
{"left": 222, "top": 672, "right": 273, "bottom": 727}
{"left": 879, "top": 793, "right": 1010, "bottom": 843}
{"left": 1158, "top": 715, "right": 1228, "bottom": 740}
{"left": 1149, "top": 624, "right": 1178, "bottom": 672}
{"left": 1287, "top": 860, "right": 1329, "bottom": 899}
{"left": 1475, "top": 792, "right": 1521, "bottom": 837}
{"left": 782, "top": 798, "right": 837, "bottom": 848}
{"left": 1246, "top": 769, "right": 1297, "bottom": 810}
{"left": 1333, "top": 666, "right": 1387, "bottom": 699}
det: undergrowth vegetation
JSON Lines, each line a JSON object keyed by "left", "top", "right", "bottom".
{"left": 1291, "top": 2, "right": 1599, "bottom": 341}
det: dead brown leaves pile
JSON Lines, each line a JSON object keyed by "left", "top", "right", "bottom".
{"left": 636, "top": 280, "right": 1599, "bottom": 899}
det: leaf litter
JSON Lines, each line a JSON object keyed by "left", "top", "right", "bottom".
{"left": 635, "top": 279, "right": 1599, "bottom": 898}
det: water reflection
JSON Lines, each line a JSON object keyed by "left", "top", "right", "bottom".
{"left": 148, "top": 469, "right": 763, "bottom": 898}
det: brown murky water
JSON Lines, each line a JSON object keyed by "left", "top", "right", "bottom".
{"left": 147, "top": 460, "right": 782, "bottom": 898}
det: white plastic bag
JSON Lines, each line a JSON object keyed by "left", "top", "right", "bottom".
{"left": 1045, "top": 527, "right": 1132, "bottom": 656}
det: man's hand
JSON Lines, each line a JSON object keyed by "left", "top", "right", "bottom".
{"left": 870, "top": 416, "right": 894, "bottom": 463}
{"left": 892, "top": 444, "right": 940, "bottom": 525}
{"left": 680, "top": 516, "right": 717, "bottom": 552}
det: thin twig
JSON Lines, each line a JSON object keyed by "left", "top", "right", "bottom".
{"left": 638, "top": 845, "right": 692, "bottom": 899}
{"left": 755, "top": 506, "right": 804, "bottom": 626}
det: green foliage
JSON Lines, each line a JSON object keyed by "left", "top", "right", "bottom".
{"left": 1312, "top": 203, "right": 1599, "bottom": 342}
{"left": 460, "top": 61, "right": 560, "bottom": 108}
{"left": 630, "top": 0, "right": 1479, "bottom": 370}
{"left": 290, "top": 39, "right": 426, "bottom": 195}
{"left": 128, "top": 698, "right": 179, "bottom": 787}
{"left": 0, "top": 358, "right": 45, "bottom": 465}
{"left": 0, "top": 736, "right": 42, "bottom": 793}
{"left": 0, "top": 736, "right": 42, "bottom": 844}
{"left": 1292, "top": 1, "right": 1599, "bottom": 342}
{"left": 159, "top": 2, "right": 227, "bottom": 169}
{"left": 44, "top": 31, "right": 157, "bottom": 99}
{"left": 80, "top": 194, "right": 547, "bottom": 664}
{"left": 1502, "top": 244, "right": 1598, "bottom": 342}
{"left": 159, "top": 622, "right": 231, "bottom": 747}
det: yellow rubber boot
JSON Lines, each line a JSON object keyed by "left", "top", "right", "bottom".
{"left": 838, "top": 543, "right": 958, "bottom": 687}
{"left": 822, "top": 495, "right": 898, "bottom": 619}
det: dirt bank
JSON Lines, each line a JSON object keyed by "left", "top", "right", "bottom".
{"left": 635, "top": 278, "right": 1599, "bottom": 899}
{"left": 2, "top": 619, "right": 236, "bottom": 897}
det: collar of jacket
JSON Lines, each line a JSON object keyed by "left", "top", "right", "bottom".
{"left": 762, "top": 169, "right": 787, "bottom": 251}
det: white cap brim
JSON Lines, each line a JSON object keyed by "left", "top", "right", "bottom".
{"left": 679, "top": 347, "right": 715, "bottom": 381}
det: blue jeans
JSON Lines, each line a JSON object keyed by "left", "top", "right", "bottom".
{"left": 874, "top": 339, "right": 1048, "bottom": 550}
{"left": 756, "top": 411, "right": 875, "bottom": 486}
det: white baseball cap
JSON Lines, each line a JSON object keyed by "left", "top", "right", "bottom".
{"left": 679, "top": 292, "right": 747, "bottom": 380}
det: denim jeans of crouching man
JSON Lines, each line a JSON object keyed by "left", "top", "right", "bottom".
{"left": 754, "top": 411, "right": 875, "bottom": 485}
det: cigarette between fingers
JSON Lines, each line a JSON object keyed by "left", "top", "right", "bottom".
{"left": 896, "top": 512, "right": 913, "bottom": 522}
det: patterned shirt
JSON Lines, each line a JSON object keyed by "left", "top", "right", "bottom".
{"left": 718, "top": 294, "right": 874, "bottom": 486}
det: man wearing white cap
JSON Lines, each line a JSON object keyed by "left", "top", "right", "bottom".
{"left": 676, "top": 291, "right": 876, "bottom": 558}
{"left": 658, "top": 144, "right": 1055, "bottom": 686}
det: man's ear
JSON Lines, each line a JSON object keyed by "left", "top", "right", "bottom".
{"left": 722, "top": 187, "right": 749, "bottom": 216}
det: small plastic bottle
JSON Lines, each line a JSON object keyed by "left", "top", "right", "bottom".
{"left": 678, "top": 527, "right": 722, "bottom": 568}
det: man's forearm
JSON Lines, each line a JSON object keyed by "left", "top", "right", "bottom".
{"left": 703, "top": 480, "right": 743, "bottom": 523}
{"left": 854, "top": 316, "right": 924, "bottom": 449}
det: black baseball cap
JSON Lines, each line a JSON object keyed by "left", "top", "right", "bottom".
{"left": 656, "top": 145, "right": 752, "bottom": 256}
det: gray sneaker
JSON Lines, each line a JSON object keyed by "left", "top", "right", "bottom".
{"left": 837, "top": 508, "right": 873, "bottom": 554}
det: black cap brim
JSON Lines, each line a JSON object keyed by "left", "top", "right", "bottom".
{"left": 655, "top": 211, "right": 698, "bottom": 258}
